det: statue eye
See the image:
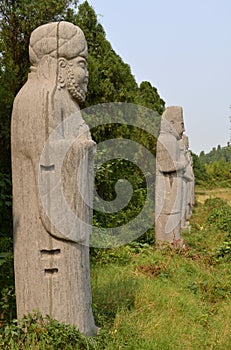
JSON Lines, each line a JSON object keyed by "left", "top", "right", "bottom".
{"left": 78, "top": 60, "right": 86, "bottom": 69}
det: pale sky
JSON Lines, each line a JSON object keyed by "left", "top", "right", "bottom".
{"left": 78, "top": 0, "right": 231, "bottom": 154}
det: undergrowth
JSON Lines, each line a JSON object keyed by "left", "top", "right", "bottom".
{"left": 0, "top": 313, "right": 97, "bottom": 349}
{"left": 0, "top": 193, "right": 231, "bottom": 349}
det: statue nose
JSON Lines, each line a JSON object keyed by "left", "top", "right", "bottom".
{"left": 84, "top": 72, "right": 89, "bottom": 85}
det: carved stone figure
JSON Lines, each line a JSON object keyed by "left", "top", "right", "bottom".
{"left": 11, "top": 21, "right": 97, "bottom": 335}
{"left": 184, "top": 136, "right": 195, "bottom": 221}
{"left": 155, "top": 106, "right": 187, "bottom": 244}
{"left": 180, "top": 134, "right": 194, "bottom": 229}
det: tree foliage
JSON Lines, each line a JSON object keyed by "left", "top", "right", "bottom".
{"left": 206, "top": 160, "right": 231, "bottom": 184}
{"left": 191, "top": 152, "right": 210, "bottom": 185}
{"left": 135, "top": 81, "right": 165, "bottom": 115}
{"left": 197, "top": 144, "right": 231, "bottom": 187}
{"left": 72, "top": 2, "right": 137, "bottom": 105}
{"left": 0, "top": 0, "right": 78, "bottom": 93}
{"left": 199, "top": 144, "right": 231, "bottom": 164}
{"left": 69, "top": 1, "right": 165, "bottom": 113}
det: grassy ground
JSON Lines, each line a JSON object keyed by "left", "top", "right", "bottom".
{"left": 196, "top": 186, "right": 231, "bottom": 205}
{"left": 89, "top": 187, "right": 231, "bottom": 349}
{"left": 1, "top": 187, "right": 231, "bottom": 349}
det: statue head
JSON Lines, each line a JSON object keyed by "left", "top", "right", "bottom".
{"left": 29, "top": 21, "right": 88, "bottom": 103}
{"left": 160, "top": 106, "right": 185, "bottom": 139}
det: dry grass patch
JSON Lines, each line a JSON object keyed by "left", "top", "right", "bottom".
{"left": 196, "top": 187, "right": 231, "bottom": 205}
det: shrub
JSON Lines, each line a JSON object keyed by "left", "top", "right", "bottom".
{"left": 206, "top": 197, "right": 231, "bottom": 233}
{"left": 0, "top": 313, "right": 97, "bottom": 350}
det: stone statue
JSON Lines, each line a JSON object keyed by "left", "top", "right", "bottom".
{"left": 180, "top": 134, "right": 194, "bottom": 229}
{"left": 155, "top": 106, "right": 188, "bottom": 245}
{"left": 11, "top": 21, "right": 98, "bottom": 335}
{"left": 184, "top": 136, "right": 195, "bottom": 221}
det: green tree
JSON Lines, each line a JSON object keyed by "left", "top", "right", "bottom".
{"left": 72, "top": 1, "right": 138, "bottom": 107}
{"left": 0, "top": 0, "right": 78, "bottom": 94}
{"left": 199, "top": 144, "right": 231, "bottom": 165}
{"left": 71, "top": 1, "right": 165, "bottom": 113}
{"left": 191, "top": 152, "right": 210, "bottom": 185}
{"left": 206, "top": 160, "right": 231, "bottom": 186}
{"left": 135, "top": 81, "right": 165, "bottom": 115}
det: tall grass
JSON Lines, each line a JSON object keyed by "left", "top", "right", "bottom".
{"left": 1, "top": 192, "right": 231, "bottom": 349}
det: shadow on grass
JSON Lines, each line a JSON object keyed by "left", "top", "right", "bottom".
{"left": 92, "top": 276, "right": 138, "bottom": 326}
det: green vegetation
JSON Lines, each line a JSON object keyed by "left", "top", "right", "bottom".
{"left": 0, "top": 313, "right": 96, "bottom": 349}
{"left": 199, "top": 144, "right": 231, "bottom": 164}
{"left": 1, "top": 195, "right": 231, "bottom": 349}
{"left": 191, "top": 152, "right": 210, "bottom": 185}
{"left": 194, "top": 145, "right": 231, "bottom": 188}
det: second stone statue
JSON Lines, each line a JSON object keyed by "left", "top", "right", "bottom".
{"left": 155, "top": 106, "right": 188, "bottom": 245}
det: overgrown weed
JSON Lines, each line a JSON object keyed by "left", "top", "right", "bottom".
{"left": 1, "top": 191, "right": 231, "bottom": 349}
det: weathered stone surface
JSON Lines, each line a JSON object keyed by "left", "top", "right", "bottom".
{"left": 180, "top": 134, "right": 194, "bottom": 229}
{"left": 11, "top": 21, "right": 97, "bottom": 335}
{"left": 155, "top": 106, "right": 187, "bottom": 244}
{"left": 184, "top": 136, "right": 195, "bottom": 221}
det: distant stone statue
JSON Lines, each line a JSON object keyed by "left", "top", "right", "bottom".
{"left": 11, "top": 21, "right": 98, "bottom": 335}
{"left": 155, "top": 106, "right": 188, "bottom": 245}
{"left": 180, "top": 134, "right": 194, "bottom": 229}
{"left": 184, "top": 136, "right": 195, "bottom": 221}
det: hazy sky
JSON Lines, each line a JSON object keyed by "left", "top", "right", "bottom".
{"left": 78, "top": 0, "right": 231, "bottom": 154}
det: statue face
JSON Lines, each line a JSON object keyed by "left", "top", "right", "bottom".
{"left": 172, "top": 120, "right": 185, "bottom": 139}
{"left": 66, "top": 56, "right": 88, "bottom": 103}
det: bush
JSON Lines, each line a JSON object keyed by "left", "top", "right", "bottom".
{"left": 204, "top": 197, "right": 231, "bottom": 262}
{"left": 206, "top": 197, "right": 231, "bottom": 233}
{"left": 0, "top": 313, "right": 97, "bottom": 350}
{"left": 214, "top": 238, "right": 231, "bottom": 262}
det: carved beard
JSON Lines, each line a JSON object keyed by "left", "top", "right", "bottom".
{"left": 66, "top": 66, "right": 86, "bottom": 104}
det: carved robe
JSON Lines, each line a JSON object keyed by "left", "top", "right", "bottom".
{"left": 12, "top": 68, "right": 97, "bottom": 335}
